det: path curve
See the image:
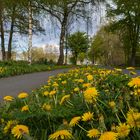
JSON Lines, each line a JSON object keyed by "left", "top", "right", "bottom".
{"left": 0, "top": 68, "right": 71, "bottom": 100}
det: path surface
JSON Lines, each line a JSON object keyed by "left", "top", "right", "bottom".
{"left": 0, "top": 68, "right": 71, "bottom": 100}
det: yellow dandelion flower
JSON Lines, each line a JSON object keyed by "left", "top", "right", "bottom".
{"left": 18, "top": 92, "right": 28, "bottom": 99}
{"left": 60, "top": 94, "right": 70, "bottom": 105}
{"left": 74, "top": 87, "right": 80, "bottom": 92}
{"left": 128, "top": 77, "right": 140, "bottom": 88}
{"left": 43, "top": 91, "right": 49, "bottom": 96}
{"left": 114, "top": 68, "right": 122, "bottom": 72}
{"left": 126, "top": 67, "right": 135, "bottom": 70}
{"left": 116, "top": 123, "right": 130, "bottom": 138}
{"left": 69, "top": 116, "right": 81, "bottom": 127}
{"left": 4, "top": 120, "right": 18, "bottom": 134}
{"left": 42, "top": 104, "right": 51, "bottom": 111}
{"left": 134, "top": 89, "right": 140, "bottom": 96}
{"left": 21, "top": 105, "right": 29, "bottom": 112}
{"left": 82, "top": 112, "right": 93, "bottom": 121}
{"left": 82, "top": 83, "right": 91, "bottom": 88}
{"left": 49, "top": 130, "right": 73, "bottom": 140}
{"left": 87, "top": 128, "right": 100, "bottom": 138}
{"left": 126, "top": 109, "right": 140, "bottom": 128}
{"left": 62, "top": 81, "right": 67, "bottom": 85}
{"left": 84, "top": 87, "right": 99, "bottom": 103}
{"left": 53, "top": 82, "right": 59, "bottom": 87}
{"left": 99, "top": 131, "right": 118, "bottom": 140}
{"left": 3, "top": 96, "right": 14, "bottom": 101}
{"left": 87, "top": 75, "right": 93, "bottom": 81}
{"left": 108, "top": 101, "right": 116, "bottom": 109}
{"left": 49, "top": 91, "right": 56, "bottom": 96}
{"left": 78, "top": 79, "right": 84, "bottom": 83}
{"left": 130, "top": 71, "right": 137, "bottom": 75}
{"left": 11, "top": 125, "right": 29, "bottom": 139}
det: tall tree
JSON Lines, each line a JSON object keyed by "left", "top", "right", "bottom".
{"left": 107, "top": 0, "right": 140, "bottom": 66}
{"left": 0, "top": 0, "right": 6, "bottom": 60}
{"left": 39, "top": 0, "right": 95, "bottom": 65}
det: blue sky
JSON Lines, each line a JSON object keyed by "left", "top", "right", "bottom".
{"left": 13, "top": 4, "right": 106, "bottom": 52}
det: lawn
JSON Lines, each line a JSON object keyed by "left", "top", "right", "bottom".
{"left": 0, "top": 61, "right": 72, "bottom": 78}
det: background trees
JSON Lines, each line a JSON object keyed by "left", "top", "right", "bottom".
{"left": 107, "top": 0, "right": 140, "bottom": 66}
{"left": 68, "top": 31, "right": 89, "bottom": 65}
{"left": 88, "top": 26, "right": 125, "bottom": 65}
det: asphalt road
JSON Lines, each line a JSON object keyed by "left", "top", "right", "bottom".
{"left": 0, "top": 68, "right": 71, "bottom": 100}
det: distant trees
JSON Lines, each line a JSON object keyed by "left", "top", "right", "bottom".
{"left": 88, "top": 26, "right": 125, "bottom": 65}
{"left": 107, "top": 0, "right": 140, "bottom": 66}
{"left": 0, "top": 0, "right": 43, "bottom": 61}
{"left": 68, "top": 31, "right": 89, "bottom": 65}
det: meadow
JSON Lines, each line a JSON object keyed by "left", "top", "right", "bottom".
{"left": 0, "top": 66, "right": 140, "bottom": 140}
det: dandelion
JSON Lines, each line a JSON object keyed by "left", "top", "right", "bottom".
{"left": 87, "top": 128, "right": 100, "bottom": 138}
{"left": 69, "top": 116, "right": 81, "bottom": 127}
{"left": 82, "top": 83, "right": 91, "bottom": 88}
{"left": 99, "top": 131, "right": 118, "bottom": 140}
{"left": 49, "top": 90, "right": 56, "bottom": 96}
{"left": 108, "top": 101, "right": 116, "bottom": 109}
{"left": 3, "top": 96, "right": 14, "bottom": 101}
{"left": 11, "top": 125, "right": 29, "bottom": 139}
{"left": 130, "top": 71, "right": 137, "bottom": 75}
{"left": 4, "top": 120, "right": 18, "bottom": 134}
{"left": 74, "top": 87, "right": 80, "bottom": 92}
{"left": 128, "top": 77, "right": 140, "bottom": 88}
{"left": 114, "top": 68, "right": 122, "bottom": 72}
{"left": 87, "top": 75, "right": 93, "bottom": 81}
{"left": 126, "top": 109, "right": 140, "bottom": 128}
{"left": 18, "top": 92, "right": 28, "bottom": 99}
{"left": 82, "top": 112, "right": 93, "bottom": 121}
{"left": 49, "top": 130, "right": 73, "bottom": 140}
{"left": 116, "top": 123, "right": 130, "bottom": 138}
{"left": 134, "top": 89, "right": 140, "bottom": 96}
{"left": 84, "top": 87, "right": 99, "bottom": 103}
{"left": 62, "top": 81, "right": 67, "bottom": 85}
{"left": 43, "top": 91, "right": 49, "bottom": 96}
{"left": 126, "top": 67, "right": 135, "bottom": 70}
{"left": 78, "top": 79, "right": 84, "bottom": 83}
{"left": 42, "top": 104, "right": 51, "bottom": 111}
{"left": 21, "top": 105, "right": 29, "bottom": 112}
{"left": 60, "top": 94, "right": 70, "bottom": 105}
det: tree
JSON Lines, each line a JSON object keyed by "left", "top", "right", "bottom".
{"left": 0, "top": 0, "right": 43, "bottom": 60}
{"left": 89, "top": 26, "right": 125, "bottom": 66}
{"left": 39, "top": 0, "right": 97, "bottom": 65}
{"left": 107, "top": 0, "right": 140, "bottom": 66}
{"left": 68, "top": 31, "right": 89, "bottom": 65}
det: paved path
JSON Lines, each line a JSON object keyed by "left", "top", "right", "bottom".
{"left": 0, "top": 68, "right": 71, "bottom": 100}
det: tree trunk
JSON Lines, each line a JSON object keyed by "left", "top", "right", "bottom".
{"left": 0, "top": 11, "right": 6, "bottom": 60}
{"left": 130, "top": 46, "right": 136, "bottom": 66}
{"left": 57, "top": 17, "right": 67, "bottom": 65}
{"left": 7, "top": 7, "right": 15, "bottom": 60}
{"left": 28, "top": 1, "right": 33, "bottom": 64}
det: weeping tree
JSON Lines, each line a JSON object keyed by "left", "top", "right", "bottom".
{"left": 39, "top": 0, "right": 103, "bottom": 65}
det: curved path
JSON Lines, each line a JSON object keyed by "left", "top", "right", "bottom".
{"left": 0, "top": 68, "right": 71, "bottom": 100}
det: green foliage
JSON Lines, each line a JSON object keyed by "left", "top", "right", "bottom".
{"left": 68, "top": 32, "right": 89, "bottom": 65}
{"left": 107, "top": 0, "right": 140, "bottom": 66}
{"left": 88, "top": 25, "right": 125, "bottom": 66}
{"left": 0, "top": 61, "right": 71, "bottom": 78}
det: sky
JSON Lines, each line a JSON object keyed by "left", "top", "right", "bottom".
{"left": 13, "top": 3, "right": 106, "bottom": 52}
